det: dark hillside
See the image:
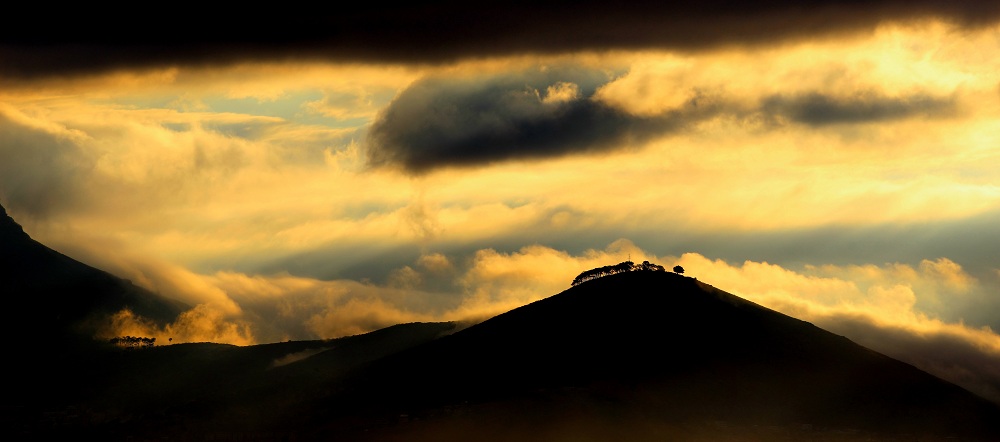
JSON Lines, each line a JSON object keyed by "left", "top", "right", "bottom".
{"left": 4, "top": 205, "right": 999, "bottom": 442}
{"left": 1, "top": 203, "right": 191, "bottom": 417}
{"left": 301, "top": 271, "right": 1000, "bottom": 441}
{"left": 0, "top": 204, "right": 188, "bottom": 347}
{"left": 8, "top": 322, "right": 458, "bottom": 440}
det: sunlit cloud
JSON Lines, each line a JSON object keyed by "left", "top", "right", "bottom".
{"left": 74, "top": 230, "right": 1000, "bottom": 404}
{"left": 3, "top": 15, "right": 1000, "bottom": 410}
{"left": 100, "top": 306, "right": 255, "bottom": 346}
{"left": 6, "top": 22, "right": 1000, "bottom": 249}
{"left": 441, "top": 242, "right": 1000, "bottom": 404}
{"left": 670, "top": 251, "right": 1000, "bottom": 403}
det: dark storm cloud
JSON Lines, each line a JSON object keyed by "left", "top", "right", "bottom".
{"left": 761, "top": 93, "right": 957, "bottom": 126}
{"left": 364, "top": 67, "right": 717, "bottom": 173}
{"left": 4, "top": 1, "right": 1000, "bottom": 79}
{"left": 365, "top": 68, "right": 956, "bottom": 172}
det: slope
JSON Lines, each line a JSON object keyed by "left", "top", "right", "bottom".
{"left": 8, "top": 322, "right": 459, "bottom": 440}
{"left": 299, "top": 270, "right": 1000, "bottom": 441}
{"left": 0, "top": 203, "right": 188, "bottom": 346}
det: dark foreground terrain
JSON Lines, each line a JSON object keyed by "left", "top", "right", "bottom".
{"left": 3, "top": 203, "right": 1000, "bottom": 441}
{"left": 5, "top": 271, "right": 1000, "bottom": 441}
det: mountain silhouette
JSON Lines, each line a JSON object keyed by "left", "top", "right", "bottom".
{"left": 0, "top": 204, "right": 187, "bottom": 341}
{"left": 3, "top": 205, "right": 999, "bottom": 441}
{"left": 295, "top": 271, "right": 1000, "bottom": 441}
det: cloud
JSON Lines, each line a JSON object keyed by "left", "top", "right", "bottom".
{"left": 82, "top": 252, "right": 446, "bottom": 344}
{"left": 365, "top": 66, "right": 714, "bottom": 173}
{"left": 47, "top": 241, "right": 245, "bottom": 316}
{"left": 5, "top": 30, "right": 995, "bottom": 271}
{"left": 0, "top": 108, "right": 94, "bottom": 217}
{"left": 73, "top": 239, "right": 652, "bottom": 343}
{"left": 4, "top": 2, "right": 1000, "bottom": 79}
{"left": 417, "top": 253, "right": 453, "bottom": 273}
{"left": 99, "top": 306, "right": 255, "bottom": 346}
{"left": 671, "top": 251, "right": 1000, "bottom": 403}
{"left": 412, "top": 242, "right": 1000, "bottom": 404}
{"left": 305, "top": 296, "right": 433, "bottom": 338}
{"left": 816, "top": 312, "right": 1000, "bottom": 404}
{"left": 202, "top": 270, "right": 456, "bottom": 342}
{"left": 163, "top": 304, "right": 256, "bottom": 345}
{"left": 65, "top": 234, "right": 1000, "bottom": 404}
{"left": 3, "top": 25, "right": 1000, "bottom": 405}
{"left": 759, "top": 92, "right": 956, "bottom": 126}
{"left": 0, "top": 88, "right": 378, "bottom": 253}
{"left": 400, "top": 196, "right": 443, "bottom": 242}
{"left": 447, "top": 239, "right": 653, "bottom": 321}
{"left": 364, "top": 64, "right": 958, "bottom": 172}
{"left": 271, "top": 347, "right": 330, "bottom": 368}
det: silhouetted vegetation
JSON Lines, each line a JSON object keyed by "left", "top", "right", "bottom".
{"left": 109, "top": 335, "right": 156, "bottom": 349}
{"left": 571, "top": 260, "right": 665, "bottom": 286}
{"left": 673, "top": 265, "right": 684, "bottom": 274}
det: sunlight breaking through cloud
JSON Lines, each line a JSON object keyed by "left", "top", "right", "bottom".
{"left": 4, "top": 15, "right": 1000, "bottom": 414}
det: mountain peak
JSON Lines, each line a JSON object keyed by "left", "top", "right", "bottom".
{"left": 320, "top": 270, "right": 1000, "bottom": 440}
{"left": 0, "top": 202, "right": 189, "bottom": 347}
{"left": 0, "top": 202, "right": 29, "bottom": 240}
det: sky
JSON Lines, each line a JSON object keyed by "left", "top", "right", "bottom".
{"left": 3, "top": 2, "right": 1000, "bottom": 402}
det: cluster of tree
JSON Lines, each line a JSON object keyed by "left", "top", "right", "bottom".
{"left": 109, "top": 335, "right": 156, "bottom": 349}
{"left": 571, "top": 260, "right": 669, "bottom": 286}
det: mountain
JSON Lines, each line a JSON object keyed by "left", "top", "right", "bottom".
{"left": 0, "top": 204, "right": 188, "bottom": 350}
{"left": 4, "top": 209, "right": 999, "bottom": 441}
{"left": 35, "top": 321, "right": 461, "bottom": 440}
{"left": 293, "top": 271, "right": 1000, "bottom": 441}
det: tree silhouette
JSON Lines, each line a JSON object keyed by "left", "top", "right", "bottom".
{"left": 571, "top": 260, "right": 668, "bottom": 286}
{"left": 673, "top": 265, "right": 684, "bottom": 274}
{"left": 108, "top": 335, "right": 157, "bottom": 350}
{"left": 640, "top": 261, "right": 665, "bottom": 272}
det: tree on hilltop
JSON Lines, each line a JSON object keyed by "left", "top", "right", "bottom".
{"left": 109, "top": 335, "right": 156, "bottom": 349}
{"left": 640, "top": 261, "right": 665, "bottom": 272}
{"left": 571, "top": 259, "right": 667, "bottom": 286}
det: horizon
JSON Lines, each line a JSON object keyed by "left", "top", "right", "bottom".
{"left": 3, "top": 1, "right": 1000, "bottom": 407}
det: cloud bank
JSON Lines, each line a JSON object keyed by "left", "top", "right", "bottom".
{"left": 89, "top": 239, "right": 1000, "bottom": 404}
{"left": 5, "top": 1, "right": 1000, "bottom": 79}
{"left": 4, "top": 15, "right": 1000, "bottom": 409}
{"left": 365, "top": 65, "right": 958, "bottom": 172}
{"left": 365, "top": 67, "right": 696, "bottom": 173}
{"left": 760, "top": 92, "right": 956, "bottom": 126}
{"left": 0, "top": 109, "right": 94, "bottom": 217}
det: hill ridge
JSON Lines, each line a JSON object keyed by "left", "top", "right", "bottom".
{"left": 301, "top": 270, "right": 1000, "bottom": 441}
{"left": 0, "top": 203, "right": 29, "bottom": 239}
{"left": 4, "top": 208, "right": 999, "bottom": 441}
{"left": 0, "top": 203, "right": 188, "bottom": 350}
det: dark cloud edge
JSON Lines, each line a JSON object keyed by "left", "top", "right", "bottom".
{"left": 363, "top": 69, "right": 960, "bottom": 175}
{"left": 4, "top": 1, "right": 1000, "bottom": 79}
